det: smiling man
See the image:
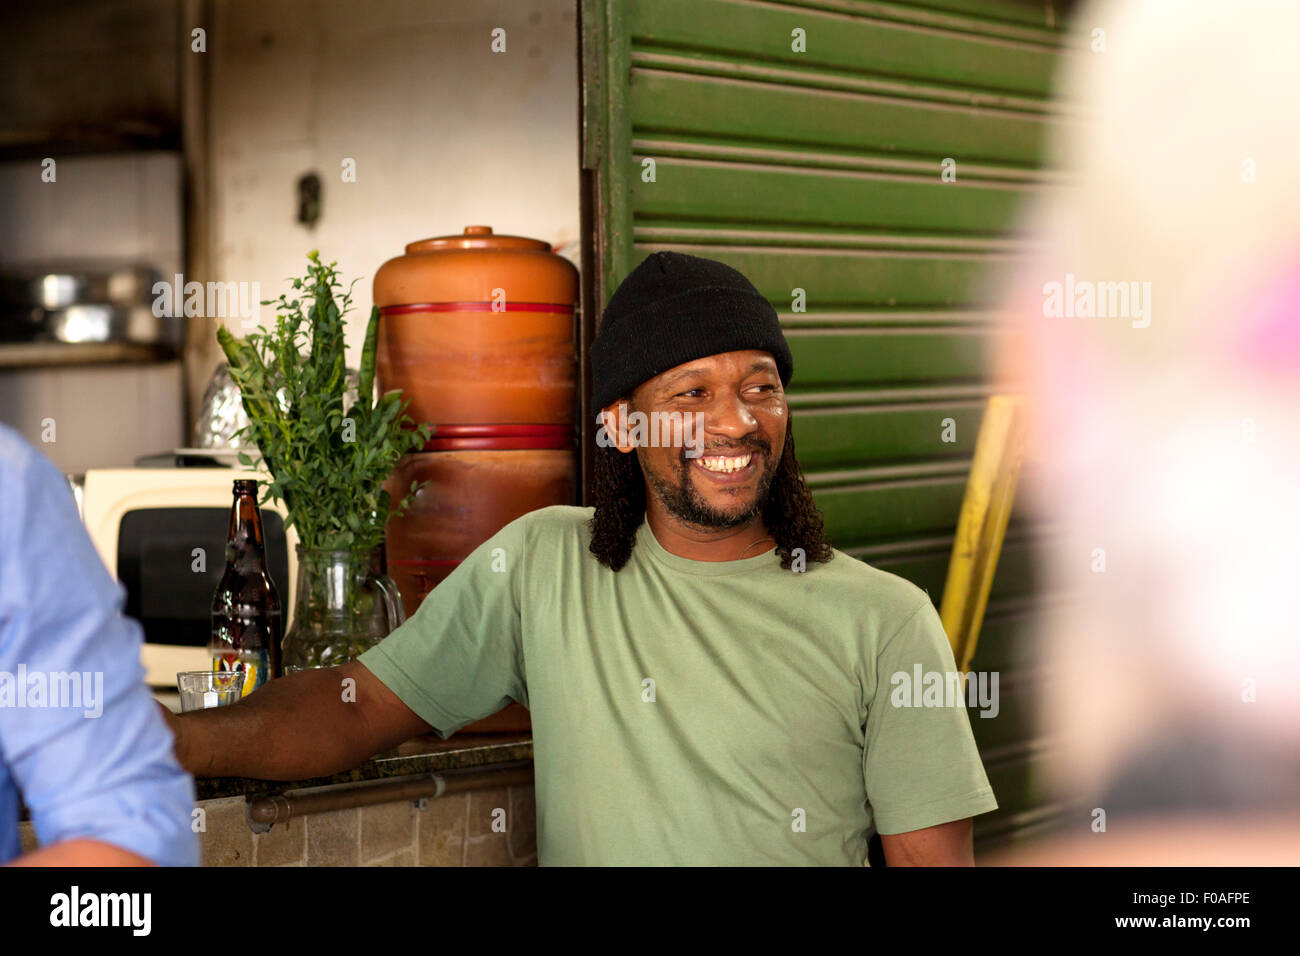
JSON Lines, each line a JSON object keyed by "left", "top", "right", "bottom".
{"left": 356, "top": 251, "right": 998, "bottom": 865}
{"left": 170, "top": 251, "right": 997, "bottom": 866}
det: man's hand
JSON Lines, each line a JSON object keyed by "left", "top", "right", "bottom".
{"left": 159, "top": 662, "right": 434, "bottom": 781}
{"left": 881, "top": 817, "right": 975, "bottom": 866}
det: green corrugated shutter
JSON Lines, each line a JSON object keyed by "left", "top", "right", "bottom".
{"left": 580, "top": 0, "right": 1075, "bottom": 854}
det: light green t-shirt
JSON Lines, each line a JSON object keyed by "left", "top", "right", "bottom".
{"left": 358, "top": 505, "right": 997, "bottom": 865}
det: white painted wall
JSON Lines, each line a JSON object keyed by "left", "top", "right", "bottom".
{"left": 0, "top": 153, "right": 182, "bottom": 277}
{"left": 202, "top": 0, "right": 581, "bottom": 379}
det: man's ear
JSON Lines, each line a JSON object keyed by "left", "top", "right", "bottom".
{"left": 598, "top": 400, "right": 635, "bottom": 454}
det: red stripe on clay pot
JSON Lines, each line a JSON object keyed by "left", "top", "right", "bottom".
{"left": 431, "top": 424, "right": 573, "bottom": 437}
{"left": 380, "top": 302, "right": 574, "bottom": 315}
{"left": 420, "top": 423, "right": 575, "bottom": 452}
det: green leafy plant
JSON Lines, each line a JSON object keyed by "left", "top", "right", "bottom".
{"left": 216, "top": 251, "right": 433, "bottom": 552}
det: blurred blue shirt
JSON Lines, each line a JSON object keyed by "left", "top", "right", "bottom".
{"left": 0, "top": 424, "right": 198, "bottom": 865}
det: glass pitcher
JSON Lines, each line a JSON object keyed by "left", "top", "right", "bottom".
{"left": 281, "top": 545, "right": 405, "bottom": 673}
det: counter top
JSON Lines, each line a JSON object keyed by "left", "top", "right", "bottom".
{"left": 194, "top": 732, "right": 533, "bottom": 801}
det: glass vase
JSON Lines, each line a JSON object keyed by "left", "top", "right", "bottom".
{"left": 281, "top": 545, "right": 406, "bottom": 673}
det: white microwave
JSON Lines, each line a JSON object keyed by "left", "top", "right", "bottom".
{"left": 81, "top": 467, "right": 298, "bottom": 686}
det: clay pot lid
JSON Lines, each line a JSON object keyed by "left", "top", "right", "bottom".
{"left": 404, "top": 225, "right": 549, "bottom": 254}
{"left": 375, "top": 225, "right": 576, "bottom": 307}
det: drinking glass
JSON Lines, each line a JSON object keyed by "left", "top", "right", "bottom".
{"left": 177, "top": 670, "right": 245, "bottom": 712}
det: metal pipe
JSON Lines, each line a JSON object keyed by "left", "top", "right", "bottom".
{"left": 245, "top": 760, "right": 535, "bottom": 831}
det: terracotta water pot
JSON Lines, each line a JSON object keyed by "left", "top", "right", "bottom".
{"left": 373, "top": 225, "right": 578, "bottom": 426}
{"left": 383, "top": 431, "right": 577, "bottom": 736}
{"left": 376, "top": 229, "right": 579, "bottom": 735}
{"left": 383, "top": 428, "right": 578, "bottom": 619}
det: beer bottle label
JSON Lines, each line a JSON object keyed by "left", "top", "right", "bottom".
{"left": 240, "top": 659, "right": 261, "bottom": 696}
{"left": 211, "top": 650, "right": 270, "bottom": 697}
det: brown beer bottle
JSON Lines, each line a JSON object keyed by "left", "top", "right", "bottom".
{"left": 209, "top": 479, "right": 283, "bottom": 694}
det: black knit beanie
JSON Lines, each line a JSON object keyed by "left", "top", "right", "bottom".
{"left": 590, "top": 251, "right": 794, "bottom": 415}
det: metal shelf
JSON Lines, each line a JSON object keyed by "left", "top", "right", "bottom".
{"left": 0, "top": 340, "right": 177, "bottom": 369}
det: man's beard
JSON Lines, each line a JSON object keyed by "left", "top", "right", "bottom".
{"left": 639, "top": 438, "right": 781, "bottom": 531}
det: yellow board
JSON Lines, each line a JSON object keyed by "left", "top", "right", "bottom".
{"left": 939, "top": 394, "right": 1031, "bottom": 673}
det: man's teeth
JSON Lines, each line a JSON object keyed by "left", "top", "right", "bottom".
{"left": 694, "top": 453, "right": 752, "bottom": 473}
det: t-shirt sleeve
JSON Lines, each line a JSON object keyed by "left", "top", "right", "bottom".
{"left": 356, "top": 514, "right": 528, "bottom": 739}
{"left": 862, "top": 596, "right": 999, "bottom": 835}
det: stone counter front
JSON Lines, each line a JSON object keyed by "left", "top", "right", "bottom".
{"left": 195, "top": 733, "right": 537, "bottom": 866}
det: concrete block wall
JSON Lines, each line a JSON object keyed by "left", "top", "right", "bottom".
{"left": 195, "top": 783, "right": 538, "bottom": 866}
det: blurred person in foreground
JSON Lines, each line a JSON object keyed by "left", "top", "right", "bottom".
{"left": 986, "top": 0, "right": 1300, "bottom": 864}
{"left": 0, "top": 424, "right": 197, "bottom": 865}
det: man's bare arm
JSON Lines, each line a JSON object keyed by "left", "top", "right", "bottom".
{"left": 162, "top": 661, "right": 433, "bottom": 780}
{"left": 881, "top": 817, "right": 975, "bottom": 866}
